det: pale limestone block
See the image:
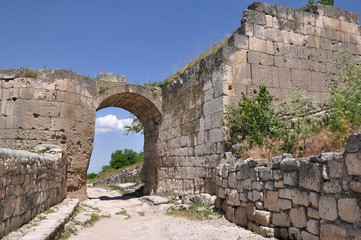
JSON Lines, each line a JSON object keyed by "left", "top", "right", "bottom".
{"left": 266, "top": 40, "right": 274, "bottom": 55}
{"left": 307, "top": 219, "right": 320, "bottom": 235}
{"left": 323, "top": 180, "right": 342, "bottom": 194}
{"left": 345, "top": 152, "right": 361, "bottom": 175}
{"left": 299, "top": 161, "right": 322, "bottom": 192}
{"left": 291, "top": 69, "right": 312, "bottom": 91}
{"left": 284, "top": 172, "right": 298, "bottom": 186}
{"left": 320, "top": 224, "right": 347, "bottom": 240}
{"left": 249, "top": 37, "right": 267, "bottom": 53}
{"left": 256, "top": 201, "right": 263, "bottom": 209}
{"left": 350, "top": 181, "right": 361, "bottom": 193}
{"left": 254, "top": 210, "right": 271, "bottom": 226}
{"left": 251, "top": 64, "right": 273, "bottom": 87}
{"left": 311, "top": 72, "right": 326, "bottom": 92}
{"left": 228, "top": 172, "right": 237, "bottom": 189}
{"left": 309, "top": 192, "right": 320, "bottom": 208}
{"left": 272, "top": 212, "right": 290, "bottom": 227}
{"left": 265, "top": 28, "right": 280, "bottom": 42}
{"left": 264, "top": 191, "right": 280, "bottom": 212}
{"left": 228, "top": 33, "right": 249, "bottom": 49}
{"left": 315, "top": 15, "right": 323, "bottom": 28}
{"left": 233, "top": 63, "right": 251, "bottom": 85}
{"left": 281, "top": 30, "right": 290, "bottom": 44}
{"left": 260, "top": 226, "right": 275, "bottom": 237}
{"left": 289, "top": 32, "right": 305, "bottom": 46}
{"left": 323, "top": 16, "right": 341, "bottom": 31}
{"left": 227, "top": 189, "right": 241, "bottom": 206}
{"left": 266, "top": 15, "right": 273, "bottom": 28}
{"left": 279, "top": 188, "right": 292, "bottom": 199}
{"left": 301, "top": 231, "right": 319, "bottom": 240}
{"left": 254, "top": 24, "right": 265, "bottom": 39}
{"left": 279, "top": 199, "right": 292, "bottom": 210}
{"left": 319, "top": 195, "right": 337, "bottom": 221}
{"left": 290, "top": 207, "right": 307, "bottom": 228}
{"left": 338, "top": 198, "right": 361, "bottom": 223}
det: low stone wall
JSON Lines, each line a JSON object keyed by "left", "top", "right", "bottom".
{"left": 215, "top": 133, "right": 361, "bottom": 239}
{"left": 0, "top": 145, "right": 67, "bottom": 238}
{"left": 92, "top": 168, "right": 143, "bottom": 186}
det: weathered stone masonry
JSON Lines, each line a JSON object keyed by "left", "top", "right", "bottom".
{"left": 215, "top": 133, "right": 361, "bottom": 239}
{"left": 0, "top": 145, "right": 66, "bottom": 238}
{"left": 0, "top": 2, "right": 361, "bottom": 201}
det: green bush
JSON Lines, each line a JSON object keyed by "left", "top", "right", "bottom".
{"left": 299, "top": 0, "right": 334, "bottom": 11}
{"left": 109, "top": 149, "right": 144, "bottom": 170}
{"left": 86, "top": 173, "right": 98, "bottom": 180}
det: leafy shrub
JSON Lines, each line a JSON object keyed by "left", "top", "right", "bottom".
{"left": 299, "top": 0, "right": 334, "bottom": 11}
{"left": 86, "top": 172, "right": 98, "bottom": 180}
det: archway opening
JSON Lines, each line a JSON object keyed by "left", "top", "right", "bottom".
{"left": 88, "top": 107, "right": 144, "bottom": 176}
{"left": 90, "top": 92, "right": 161, "bottom": 194}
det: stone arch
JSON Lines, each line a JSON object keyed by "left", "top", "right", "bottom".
{"left": 94, "top": 83, "right": 162, "bottom": 194}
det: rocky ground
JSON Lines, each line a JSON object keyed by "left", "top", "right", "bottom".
{"left": 63, "top": 185, "right": 274, "bottom": 240}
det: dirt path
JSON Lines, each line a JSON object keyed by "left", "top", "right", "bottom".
{"left": 68, "top": 186, "right": 273, "bottom": 240}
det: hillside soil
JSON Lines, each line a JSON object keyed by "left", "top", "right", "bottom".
{"left": 67, "top": 186, "right": 274, "bottom": 240}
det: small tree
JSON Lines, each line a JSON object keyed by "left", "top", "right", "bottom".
{"left": 110, "top": 149, "right": 139, "bottom": 169}
{"left": 299, "top": 0, "right": 334, "bottom": 11}
{"left": 124, "top": 114, "right": 144, "bottom": 135}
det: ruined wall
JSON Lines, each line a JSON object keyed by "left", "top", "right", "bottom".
{"left": 224, "top": 2, "right": 361, "bottom": 105}
{"left": 0, "top": 145, "right": 67, "bottom": 238}
{"left": 215, "top": 133, "right": 361, "bottom": 240}
{"left": 157, "top": 51, "right": 227, "bottom": 195}
{"left": 1, "top": 2, "right": 361, "bottom": 198}
{"left": 0, "top": 69, "right": 97, "bottom": 198}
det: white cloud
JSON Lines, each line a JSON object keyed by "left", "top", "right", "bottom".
{"left": 95, "top": 114, "right": 132, "bottom": 134}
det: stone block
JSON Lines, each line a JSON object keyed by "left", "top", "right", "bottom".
{"left": 228, "top": 32, "right": 249, "bottom": 49}
{"left": 252, "top": 190, "right": 263, "bottom": 202}
{"left": 260, "top": 226, "right": 276, "bottom": 237}
{"left": 279, "top": 188, "right": 292, "bottom": 199}
{"left": 247, "top": 202, "right": 256, "bottom": 221}
{"left": 234, "top": 207, "right": 247, "bottom": 226}
{"left": 292, "top": 189, "right": 310, "bottom": 206}
{"left": 272, "top": 212, "right": 290, "bottom": 227}
{"left": 264, "top": 191, "right": 280, "bottom": 212}
{"left": 338, "top": 198, "right": 361, "bottom": 223}
{"left": 350, "top": 181, "right": 361, "bottom": 193}
{"left": 258, "top": 167, "right": 272, "bottom": 181}
{"left": 254, "top": 210, "right": 271, "bottom": 226}
{"left": 228, "top": 172, "right": 237, "bottom": 189}
{"left": 237, "top": 163, "right": 250, "bottom": 179}
{"left": 248, "top": 222, "right": 260, "bottom": 233}
{"left": 249, "top": 37, "right": 267, "bottom": 53}
{"left": 307, "top": 219, "right": 320, "bottom": 235}
{"left": 289, "top": 227, "right": 301, "bottom": 240}
{"left": 328, "top": 160, "right": 344, "bottom": 178}
{"left": 323, "top": 180, "right": 342, "bottom": 194}
{"left": 279, "top": 199, "right": 292, "bottom": 210}
{"left": 280, "top": 158, "right": 300, "bottom": 171}
{"left": 308, "top": 207, "right": 320, "bottom": 220}
{"left": 251, "top": 64, "right": 273, "bottom": 87}
{"left": 291, "top": 69, "right": 312, "bottom": 91}
{"left": 345, "top": 152, "right": 361, "bottom": 175}
{"left": 319, "top": 195, "right": 337, "bottom": 221}
{"left": 264, "top": 181, "right": 274, "bottom": 190}
{"left": 243, "top": 179, "right": 252, "bottom": 190}
{"left": 309, "top": 192, "right": 319, "bottom": 208}
{"left": 227, "top": 189, "right": 241, "bottom": 206}
{"left": 284, "top": 172, "right": 298, "bottom": 186}
{"left": 345, "top": 134, "right": 361, "bottom": 153}
{"left": 224, "top": 203, "right": 234, "bottom": 222}
{"left": 252, "top": 181, "right": 264, "bottom": 191}
{"left": 254, "top": 24, "right": 265, "bottom": 39}
{"left": 274, "top": 180, "right": 284, "bottom": 188}
{"left": 301, "top": 231, "right": 319, "bottom": 240}
{"left": 299, "top": 160, "right": 322, "bottom": 192}
{"left": 290, "top": 207, "right": 307, "bottom": 228}
{"left": 243, "top": 9, "right": 266, "bottom": 26}
{"left": 320, "top": 224, "right": 347, "bottom": 240}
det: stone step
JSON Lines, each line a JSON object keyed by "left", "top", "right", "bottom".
{"left": 3, "top": 198, "right": 79, "bottom": 240}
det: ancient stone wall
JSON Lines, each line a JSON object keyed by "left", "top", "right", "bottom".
{"left": 224, "top": 2, "right": 361, "bottom": 106}
{"left": 0, "top": 145, "right": 67, "bottom": 238}
{"left": 215, "top": 133, "right": 361, "bottom": 239}
{"left": 1, "top": 2, "right": 361, "bottom": 199}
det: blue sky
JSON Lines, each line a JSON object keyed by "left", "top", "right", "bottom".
{"left": 1, "top": 0, "right": 361, "bottom": 173}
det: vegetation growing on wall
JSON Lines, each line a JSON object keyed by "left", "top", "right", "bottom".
{"left": 299, "top": 0, "right": 335, "bottom": 11}
{"left": 223, "top": 49, "right": 361, "bottom": 159}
